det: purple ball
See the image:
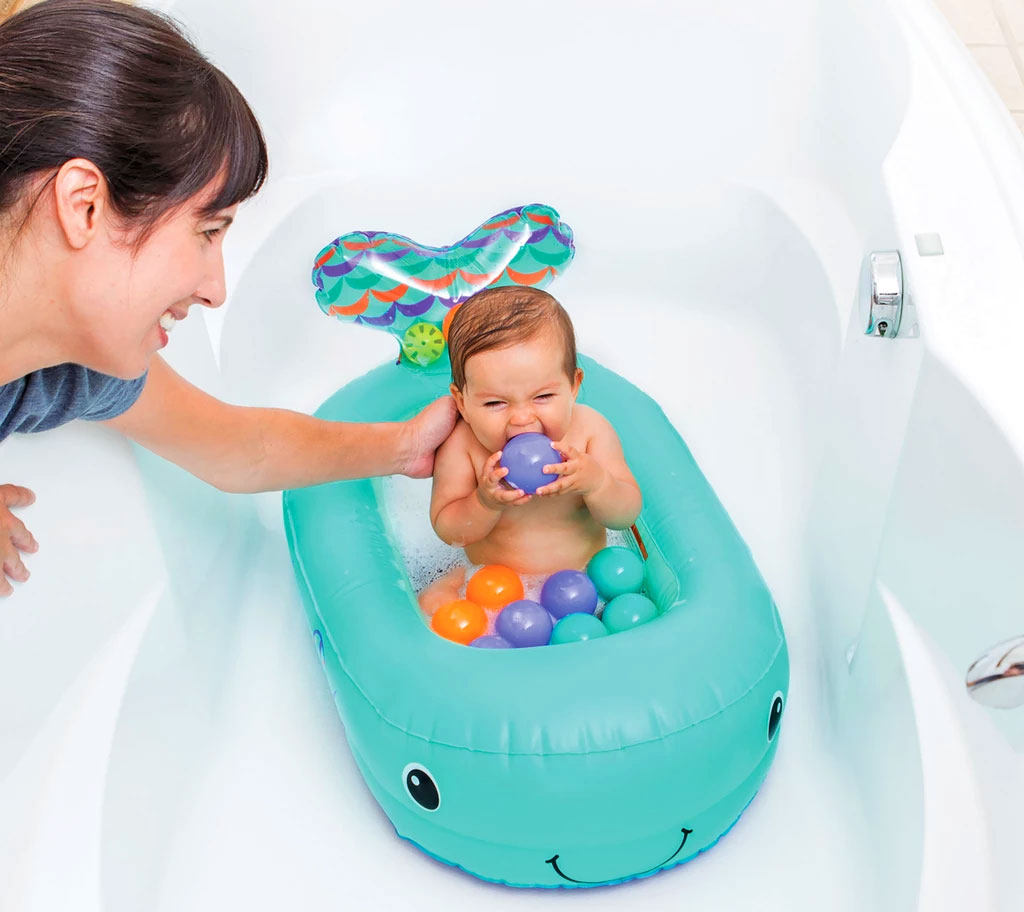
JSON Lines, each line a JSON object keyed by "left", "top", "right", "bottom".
{"left": 495, "top": 599, "right": 553, "bottom": 647}
{"left": 540, "top": 570, "right": 598, "bottom": 619}
{"left": 499, "top": 433, "right": 562, "bottom": 494}
{"left": 470, "top": 634, "right": 513, "bottom": 649}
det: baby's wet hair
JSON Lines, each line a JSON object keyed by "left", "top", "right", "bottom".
{"left": 447, "top": 286, "right": 577, "bottom": 390}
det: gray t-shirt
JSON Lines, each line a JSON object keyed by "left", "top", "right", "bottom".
{"left": 0, "top": 364, "right": 147, "bottom": 444}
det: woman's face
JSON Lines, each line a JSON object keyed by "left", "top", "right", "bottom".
{"left": 69, "top": 183, "right": 237, "bottom": 379}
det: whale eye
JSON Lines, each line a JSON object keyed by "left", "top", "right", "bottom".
{"left": 402, "top": 763, "right": 440, "bottom": 811}
{"left": 768, "top": 691, "right": 784, "bottom": 742}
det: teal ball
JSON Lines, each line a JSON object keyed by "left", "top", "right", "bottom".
{"left": 550, "top": 613, "right": 609, "bottom": 645}
{"left": 602, "top": 593, "right": 658, "bottom": 634}
{"left": 586, "top": 546, "right": 644, "bottom": 600}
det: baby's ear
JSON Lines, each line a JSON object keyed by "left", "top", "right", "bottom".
{"left": 449, "top": 383, "right": 468, "bottom": 419}
{"left": 571, "top": 368, "right": 584, "bottom": 398}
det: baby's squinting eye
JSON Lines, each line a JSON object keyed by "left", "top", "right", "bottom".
{"left": 484, "top": 401, "right": 505, "bottom": 409}
{"left": 534, "top": 394, "right": 554, "bottom": 402}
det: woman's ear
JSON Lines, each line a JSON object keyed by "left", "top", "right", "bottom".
{"left": 53, "top": 158, "right": 107, "bottom": 249}
{"left": 449, "top": 383, "right": 468, "bottom": 420}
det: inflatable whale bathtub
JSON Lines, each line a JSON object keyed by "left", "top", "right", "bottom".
{"left": 282, "top": 206, "right": 790, "bottom": 887}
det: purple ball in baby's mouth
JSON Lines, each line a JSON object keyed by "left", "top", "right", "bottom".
{"left": 499, "top": 433, "right": 562, "bottom": 495}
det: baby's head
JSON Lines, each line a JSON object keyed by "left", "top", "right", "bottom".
{"left": 447, "top": 286, "right": 582, "bottom": 453}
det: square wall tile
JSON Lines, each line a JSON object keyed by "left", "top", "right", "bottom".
{"left": 994, "top": 0, "right": 1024, "bottom": 42}
{"left": 935, "top": 0, "right": 1005, "bottom": 43}
{"left": 970, "top": 45, "right": 1024, "bottom": 109}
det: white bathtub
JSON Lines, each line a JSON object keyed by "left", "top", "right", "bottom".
{"left": 1, "top": 0, "right": 1022, "bottom": 908}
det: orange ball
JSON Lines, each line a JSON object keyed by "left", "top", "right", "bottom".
{"left": 466, "top": 565, "right": 524, "bottom": 610}
{"left": 431, "top": 599, "right": 487, "bottom": 645}
{"left": 442, "top": 303, "right": 462, "bottom": 341}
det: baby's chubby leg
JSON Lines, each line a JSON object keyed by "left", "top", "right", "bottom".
{"left": 417, "top": 565, "right": 467, "bottom": 616}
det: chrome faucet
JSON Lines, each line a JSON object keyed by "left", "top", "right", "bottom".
{"left": 861, "top": 250, "right": 904, "bottom": 338}
{"left": 966, "top": 635, "right": 1024, "bottom": 709}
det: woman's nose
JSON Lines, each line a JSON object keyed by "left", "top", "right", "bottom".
{"left": 196, "top": 253, "right": 227, "bottom": 309}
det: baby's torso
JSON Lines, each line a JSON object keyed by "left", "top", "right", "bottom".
{"left": 461, "top": 411, "right": 608, "bottom": 574}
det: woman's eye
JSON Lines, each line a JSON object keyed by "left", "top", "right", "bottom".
{"left": 202, "top": 227, "right": 223, "bottom": 241}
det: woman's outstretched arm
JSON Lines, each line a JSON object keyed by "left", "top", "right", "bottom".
{"left": 104, "top": 356, "right": 457, "bottom": 493}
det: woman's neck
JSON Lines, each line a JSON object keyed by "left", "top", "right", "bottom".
{"left": 0, "top": 225, "right": 80, "bottom": 386}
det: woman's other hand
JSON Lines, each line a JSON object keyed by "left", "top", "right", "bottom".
{"left": 0, "top": 484, "right": 38, "bottom": 597}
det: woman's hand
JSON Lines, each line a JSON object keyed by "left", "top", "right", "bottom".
{"left": 401, "top": 396, "right": 459, "bottom": 478}
{"left": 0, "top": 484, "right": 38, "bottom": 597}
{"left": 535, "top": 441, "right": 608, "bottom": 498}
{"left": 476, "top": 451, "right": 532, "bottom": 512}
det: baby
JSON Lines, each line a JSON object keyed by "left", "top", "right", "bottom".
{"left": 418, "top": 285, "right": 642, "bottom": 614}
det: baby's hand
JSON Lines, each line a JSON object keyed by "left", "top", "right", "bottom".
{"left": 1, "top": 484, "right": 38, "bottom": 598}
{"left": 536, "top": 441, "right": 608, "bottom": 498}
{"left": 476, "top": 451, "right": 532, "bottom": 512}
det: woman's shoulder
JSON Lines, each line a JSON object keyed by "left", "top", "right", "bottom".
{"left": 0, "top": 363, "right": 147, "bottom": 442}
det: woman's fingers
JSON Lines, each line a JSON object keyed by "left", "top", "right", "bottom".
{"left": 0, "top": 484, "right": 36, "bottom": 508}
{"left": 2, "top": 552, "right": 30, "bottom": 584}
{"left": 8, "top": 519, "right": 38, "bottom": 553}
{"left": 0, "top": 485, "right": 38, "bottom": 595}
{"left": 0, "top": 539, "right": 31, "bottom": 596}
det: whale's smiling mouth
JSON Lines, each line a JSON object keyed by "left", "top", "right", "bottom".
{"left": 545, "top": 826, "right": 693, "bottom": 885}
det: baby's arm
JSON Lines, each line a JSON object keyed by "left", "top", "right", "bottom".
{"left": 429, "top": 426, "right": 530, "bottom": 547}
{"left": 538, "top": 411, "right": 642, "bottom": 530}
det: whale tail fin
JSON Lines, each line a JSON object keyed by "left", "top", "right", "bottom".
{"left": 311, "top": 203, "right": 575, "bottom": 368}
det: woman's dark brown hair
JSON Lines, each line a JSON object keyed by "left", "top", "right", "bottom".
{"left": 0, "top": 0, "right": 267, "bottom": 239}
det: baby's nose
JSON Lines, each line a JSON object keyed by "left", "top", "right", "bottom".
{"left": 508, "top": 406, "right": 535, "bottom": 427}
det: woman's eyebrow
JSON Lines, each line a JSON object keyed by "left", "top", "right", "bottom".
{"left": 197, "top": 212, "right": 234, "bottom": 227}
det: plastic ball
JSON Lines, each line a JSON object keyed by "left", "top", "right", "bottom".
{"left": 495, "top": 599, "right": 553, "bottom": 648}
{"left": 441, "top": 303, "right": 462, "bottom": 341}
{"left": 431, "top": 599, "right": 487, "bottom": 645}
{"left": 401, "top": 321, "right": 445, "bottom": 366}
{"left": 466, "top": 565, "right": 524, "bottom": 610}
{"left": 499, "top": 432, "right": 562, "bottom": 494}
{"left": 470, "top": 634, "right": 513, "bottom": 649}
{"left": 550, "top": 613, "right": 609, "bottom": 645}
{"left": 602, "top": 593, "right": 659, "bottom": 634}
{"left": 587, "top": 546, "right": 645, "bottom": 600}
{"left": 540, "top": 569, "right": 598, "bottom": 619}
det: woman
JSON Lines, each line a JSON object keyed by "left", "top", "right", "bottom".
{"left": 0, "top": 0, "right": 456, "bottom": 596}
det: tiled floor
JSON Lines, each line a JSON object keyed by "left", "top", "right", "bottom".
{"left": 935, "top": 0, "right": 1024, "bottom": 130}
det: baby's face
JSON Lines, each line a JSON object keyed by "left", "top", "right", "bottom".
{"left": 453, "top": 325, "right": 582, "bottom": 454}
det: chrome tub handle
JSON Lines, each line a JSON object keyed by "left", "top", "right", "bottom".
{"left": 861, "top": 250, "right": 904, "bottom": 338}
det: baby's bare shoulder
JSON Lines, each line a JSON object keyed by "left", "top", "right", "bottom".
{"left": 437, "top": 418, "right": 472, "bottom": 456}
{"left": 573, "top": 404, "right": 618, "bottom": 441}
{"left": 434, "top": 419, "right": 482, "bottom": 472}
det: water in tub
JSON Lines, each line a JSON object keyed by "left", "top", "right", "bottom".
{"left": 381, "top": 473, "right": 632, "bottom": 635}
